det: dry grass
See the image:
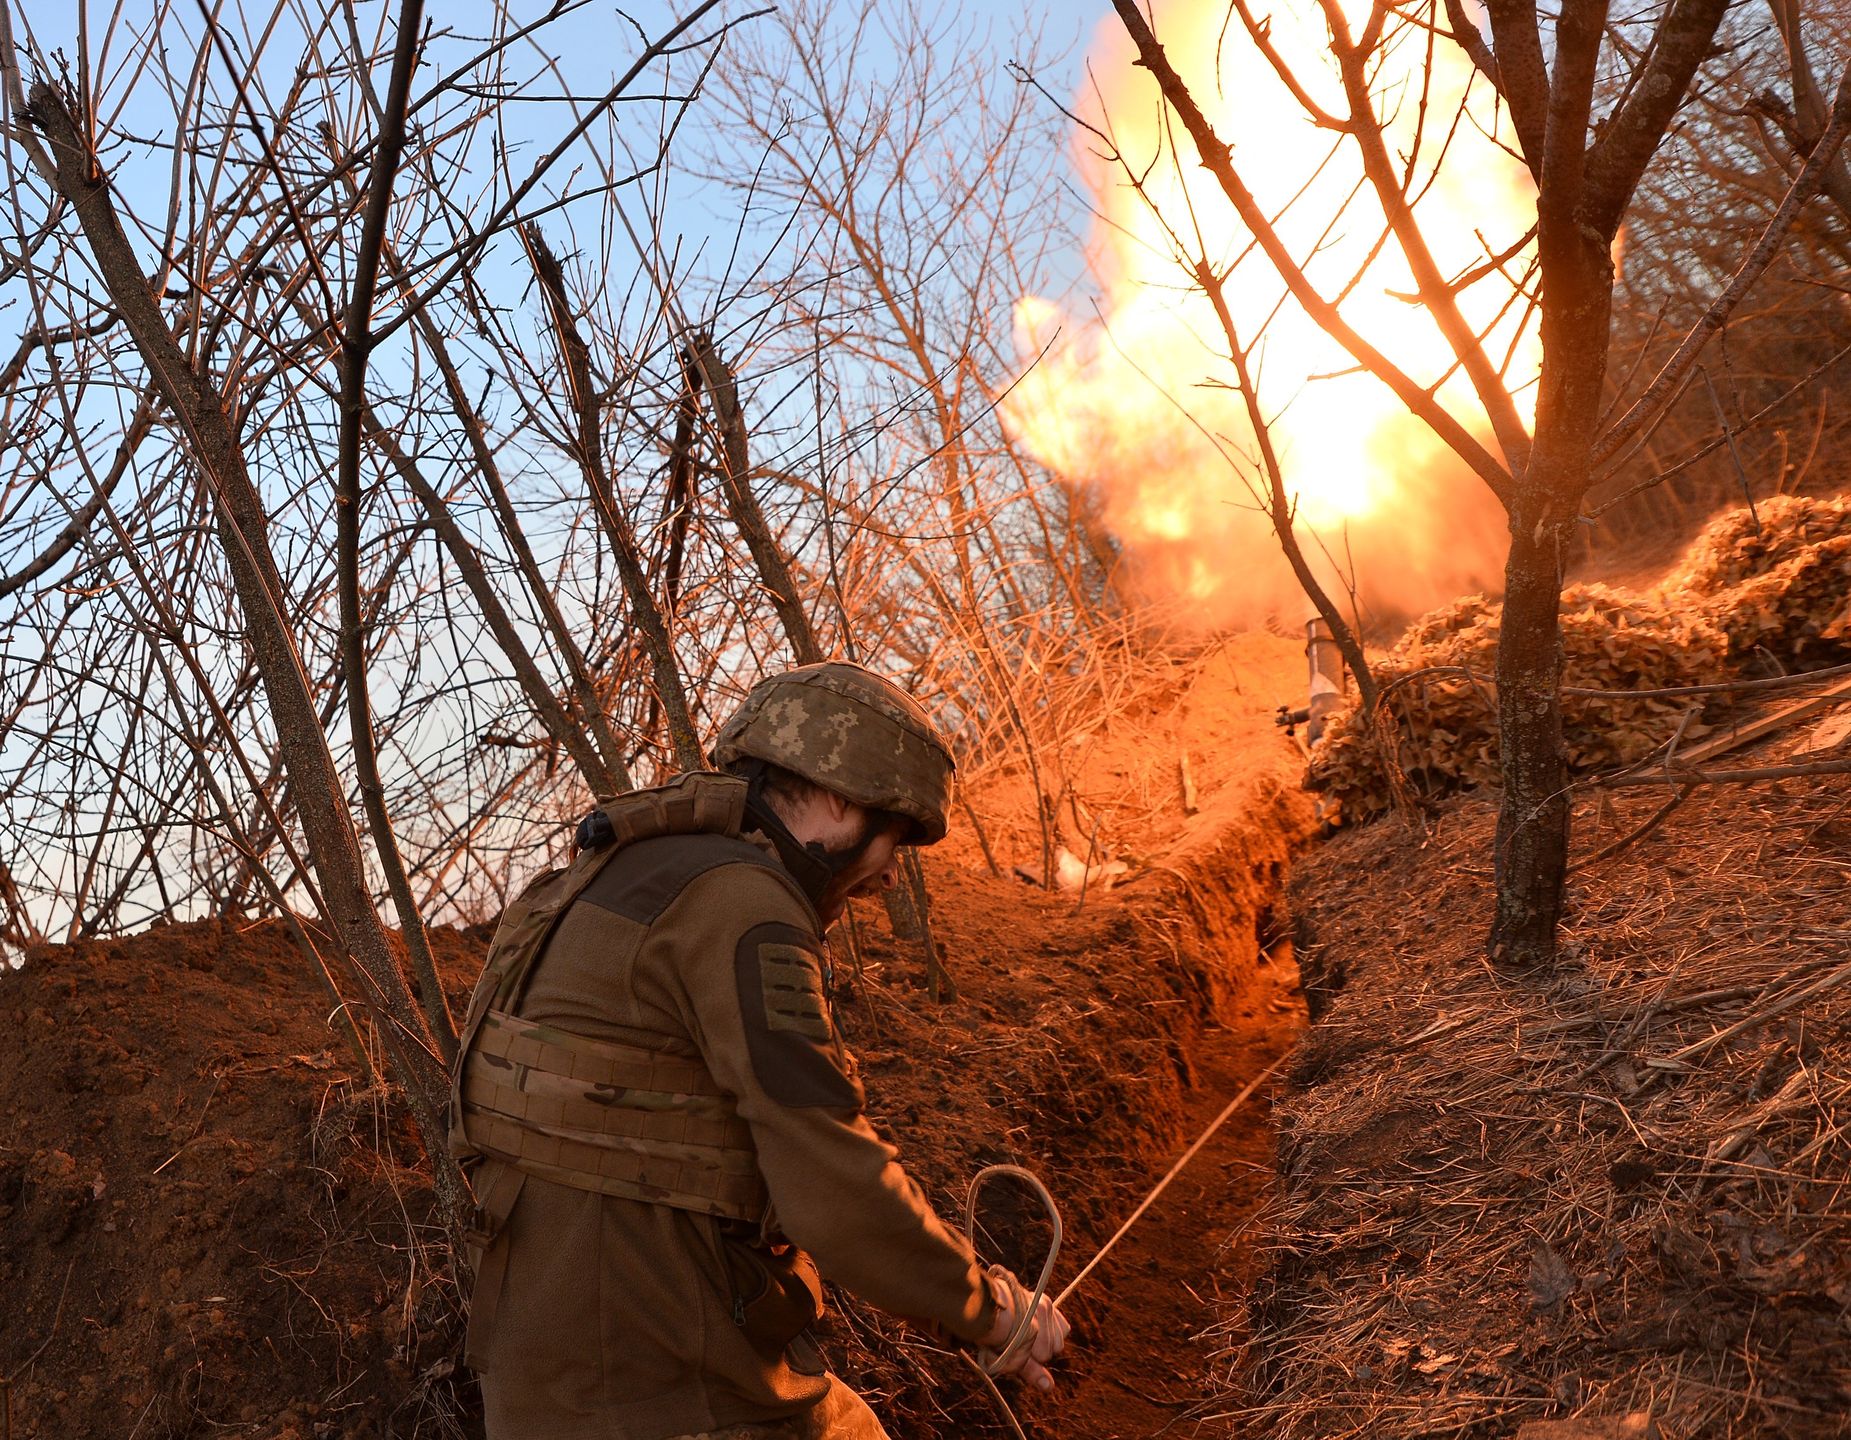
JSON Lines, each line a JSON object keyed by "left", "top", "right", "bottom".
{"left": 1225, "top": 774, "right": 1851, "bottom": 1438}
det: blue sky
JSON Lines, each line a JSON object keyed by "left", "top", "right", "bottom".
{"left": 4, "top": 0, "right": 1101, "bottom": 279}
{"left": 0, "top": 1, "right": 1119, "bottom": 942}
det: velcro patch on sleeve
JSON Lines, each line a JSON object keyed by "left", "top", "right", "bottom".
{"left": 734, "top": 921, "right": 863, "bottom": 1111}
{"left": 759, "top": 943, "right": 833, "bottom": 1040}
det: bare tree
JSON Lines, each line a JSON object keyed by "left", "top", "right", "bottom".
{"left": 0, "top": 0, "right": 748, "bottom": 1228}
{"left": 1103, "top": 0, "right": 1851, "bottom": 968}
{"left": 1590, "top": 4, "right": 1851, "bottom": 546}
{"left": 707, "top": 0, "right": 1113, "bottom": 884}
{"left": 0, "top": 0, "right": 1170, "bottom": 1189}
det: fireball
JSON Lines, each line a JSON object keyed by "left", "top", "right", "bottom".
{"left": 1006, "top": 0, "right": 1538, "bottom": 626}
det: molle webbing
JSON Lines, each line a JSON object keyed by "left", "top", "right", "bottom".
{"left": 456, "top": 1009, "right": 766, "bottom": 1221}
{"left": 460, "top": 771, "right": 750, "bottom": 1033}
{"left": 600, "top": 771, "right": 748, "bottom": 851}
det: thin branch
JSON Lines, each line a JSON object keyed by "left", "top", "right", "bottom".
{"left": 1106, "top": 0, "right": 1514, "bottom": 504}
{"left": 1596, "top": 57, "right": 1851, "bottom": 466}
{"left": 1594, "top": 755, "right": 1851, "bottom": 787}
{"left": 522, "top": 222, "right": 703, "bottom": 771}
{"left": 334, "top": 0, "right": 457, "bottom": 1063}
{"left": 687, "top": 330, "right": 824, "bottom": 664}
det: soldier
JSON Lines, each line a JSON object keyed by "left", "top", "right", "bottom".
{"left": 450, "top": 661, "right": 1070, "bottom": 1439}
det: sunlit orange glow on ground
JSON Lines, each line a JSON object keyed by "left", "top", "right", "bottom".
{"left": 1007, "top": 0, "right": 1539, "bottom": 625}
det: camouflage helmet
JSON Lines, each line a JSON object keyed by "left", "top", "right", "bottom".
{"left": 711, "top": 661, "right": 955, "bottom": 844}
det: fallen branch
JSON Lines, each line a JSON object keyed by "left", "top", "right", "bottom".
{"left": 1593, "top": 755, "right": 1851, "bottom": 787}
{"left": 1659, "top": 957, "right": 1851, "bottom": 1067}
{"left": 3, "top": 1256, "right": 75, "bottom": 1383}
{"left": 1669, "top": 675, "right": 1851, "bottom": 767}
{"left": 1382, "top": 659, "right": 1851, "bottom": 704}
{"left": 1571, "top": 785, "right": 1694, "bottom": 869}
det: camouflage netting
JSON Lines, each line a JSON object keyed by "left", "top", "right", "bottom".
{"left": 1673, "top": 494, "right": 1851, "bottom": 664}
{"left": 1307, "top": 586, "right": 1729, "bottom": 826}
{"left": 1309, "top": 497, "right": 1851, "bottom": 825}
{"left": 1674, "top": 493, "right": 1851, "bottom": 594}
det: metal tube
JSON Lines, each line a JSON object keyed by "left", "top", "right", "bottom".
{"left": 1305, "top": 616, "right": 1347, "bottom": 745}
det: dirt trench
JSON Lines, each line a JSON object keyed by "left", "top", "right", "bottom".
{"left": 835, "top": 775, "right": 1313, "bottom": 1440}
{"left": 0, "top": 640, "right": 1319, "bottom": 1440}
{"left": 1031, "top": 945, "right": 1306, "bottom": 1440}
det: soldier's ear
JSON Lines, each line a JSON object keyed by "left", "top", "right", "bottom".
{"left": 821, "top": 788, "right": 854, "bottom": 823}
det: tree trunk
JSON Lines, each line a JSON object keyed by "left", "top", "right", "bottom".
{"left": 24, "top": 80, "right": 471, "bottom": 1240}
{"left": 1489, "top": 228, "right": 1614, "bottom": 968}
{"left": 687, "top": 334, "right": 825, "bottom": 665}
{"left": 1488, "top": 509, "right": 1571, "bottom": 967}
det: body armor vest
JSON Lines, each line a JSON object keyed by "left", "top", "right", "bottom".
{"left": 448, "top": 773, "right": 771, "bottom": 1222}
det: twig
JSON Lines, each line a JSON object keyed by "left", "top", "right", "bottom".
{"left": 522, "top": 223, "right": 703, "bottom": 771}
{"left": 1594, "top": 755, "right": 1851, "bottom": 787}
{"left": 1571, "top": 786, "right": 1694, "bottom": 869}
{"left": 840, "top": 905, "right": 883, "bottom": 1042}
{"left": 1661, "top": 958, "right": 1851, "bottom": 1066}
{"left": 5, "top": 1256, "right": 76, "bottom": 1384}
{"left": 956, "top": 793, "right": 1003, "bottom": 879}
{"left": 151, "top": 1074, "right": 223, "bottom": 1175}
{"left": 902, "top": 850, "right": 955, "bottom": 1004}
{"left": 685, "top": 333, "right": 823, "bottom": 664}
{"left": 1597, "top": 54, "right": 1851, "bottom": 467}
{"left": 1073, "top": 816, "right": 1102, "bottom": 913}
{"left": 1699, "top": 364, "right": 1760, "bottom": 534}
{"left": 1382, "top": 659, "right": 1851, "bottom": 704}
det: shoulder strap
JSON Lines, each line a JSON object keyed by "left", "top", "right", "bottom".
{"left": 596, "top": 769, "right": 748, "bottom": 848}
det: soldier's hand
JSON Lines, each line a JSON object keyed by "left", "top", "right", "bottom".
{"left": 977, "top": 1265, "right": 1071, "bottom": 1392}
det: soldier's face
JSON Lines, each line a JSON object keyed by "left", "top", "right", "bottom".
{"left": 818, "top": 811, "right": 908, "bottom": 926}
{"left": 778, "top": 786, "right": 910, "bottom": 926}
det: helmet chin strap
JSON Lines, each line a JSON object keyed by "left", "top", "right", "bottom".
{"left": 807, "top": 819, "right": 883, "bottom": 878}
{"left": 738, "top": 760, "right": 881, "bottom": 909}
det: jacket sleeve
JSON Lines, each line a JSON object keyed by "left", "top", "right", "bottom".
{"left": 658, "top": 865, "right": 997, "bottom": 1345}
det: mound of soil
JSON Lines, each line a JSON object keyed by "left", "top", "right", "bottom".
{"left": 1, "top": 641, "right": 1315, "bottom": 1440}
{"left": 0, "top": 919, "right": 485, "bottom": 1440}
{"left": 1250, "top": 750, "right": 1851, "bottom": 1437}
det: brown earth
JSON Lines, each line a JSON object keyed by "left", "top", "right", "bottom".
{"left": 0, "top": 918, "right": 486, "bottom": 1440}
{"left": 1255, "top": 736, "right": 1851, "bottom": 1438}
{"left": 0, "top": 634, "right": 1316, "bottom": 1440}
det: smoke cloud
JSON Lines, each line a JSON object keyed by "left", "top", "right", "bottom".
{"left": 1005, "top": 0, "right": 1535, "bottom": 630}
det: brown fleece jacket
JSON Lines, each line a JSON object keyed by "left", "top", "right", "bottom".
{"left": 469, "top": 829, "right": 994, "bottom": 1440}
